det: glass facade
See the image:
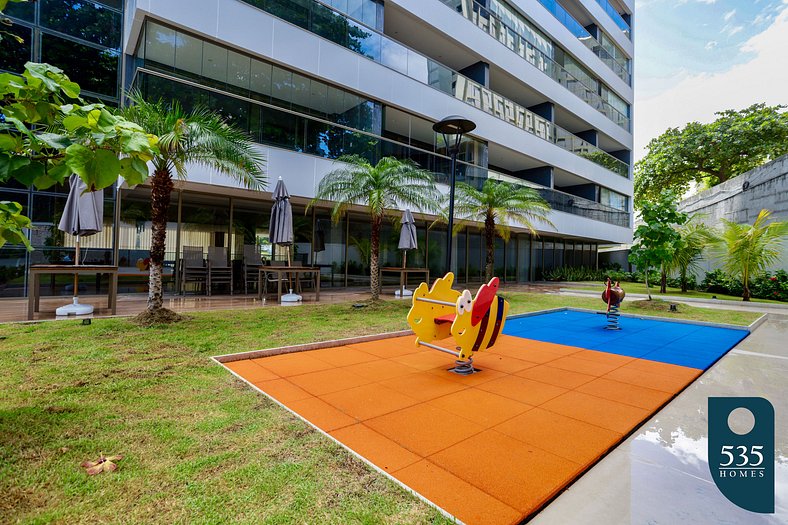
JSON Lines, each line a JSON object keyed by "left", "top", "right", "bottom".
{"left": 235, "top": 0, "right": 630, "bottom": 173}
{"left": 0, "top": 1, "right": 628, "bottom": 299}
{"left": 0, "top": 0, "right": 122, "bottom": 102}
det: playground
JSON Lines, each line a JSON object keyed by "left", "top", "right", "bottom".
{"left": 218, "top": 275, "right": 751, "bottom": 524}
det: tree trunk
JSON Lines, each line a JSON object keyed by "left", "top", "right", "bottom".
{"left": 369, "top": 214, "right": 382, "bottom": 300}
{"left": 660, "top": 265, "right": 667, "bottom": 294}
{"left": 644, "top": 268, "right": 652, "bottom": 300}
{"left": 484, "top": 213, "right": 496, "bottom": 282}
{"left": 147, "top": 166, "right": 174, "bottom": 312}
{"left": 680, "top": 268, "right": 688, "bottom": 293}
{"left": 742, "top": 271, "right": 751, "bottom": 301}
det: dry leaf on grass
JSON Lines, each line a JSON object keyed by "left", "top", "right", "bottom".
{"left": 80, "top": 454, "right": 123, "bottom": 475}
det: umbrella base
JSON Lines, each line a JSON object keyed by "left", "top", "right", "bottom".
{"left": 394, "top": 288, "right": 413, "bottom": 298}
{"left": 281, "top": 289, "right": 302, "bottom": 303}
{"left": 56, "top": 297, "right": 94, "bottom": 316}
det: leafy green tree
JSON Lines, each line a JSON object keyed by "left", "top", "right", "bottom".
{"left": 450, "top": 179, "right": 552, "bottom": 281}
{"left": 711, "top": 209, "right": 788, "bottom": 301}
{"left": 0, "top": 62, "right": 158, "bottom": 249}
{"left": 666, "top": 219, "right": 715, "bottom": 292}
{"left": 310, "top": 155, "right": 439, "bottom": 300}
{"left": 120, "top": 92, "right": 265, "bottom": 315}
{"left": 0, "top": 0, "right": 28, "bottom": 43}
{"left": 628, "top": 190, "right": 688, "bottom": 299}
{"left": 635, "top": 104, "right": 788, "bottom": 203}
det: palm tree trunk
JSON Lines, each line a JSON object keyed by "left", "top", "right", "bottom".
{"left": 660, "top": 264, "right": 667, "bottom": 294}
{"left": 370, "top": 214, "right": 382, "bottom": 300}
{"left": 147, "top": 166, "right": 174, "bottom": 312}
{"left": 484, "top": 213, "right": 495, "bottom": 281}
{"left": 742, "top": 270, "right": 751, "bottom": 301}
{"left": 680, "top": 268, "right": 688, "bottom": 293}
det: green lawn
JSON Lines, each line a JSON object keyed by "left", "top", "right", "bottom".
{"left": 0, "top": 293, "right": 760, "bottom": 523}
{"left": 563, "top": 281, "right": 784, "bottom": 304}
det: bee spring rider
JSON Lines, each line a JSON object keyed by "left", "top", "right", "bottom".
{"left": 602, "top": 278, "right": 625, "bottom": 330}
{"left": 406, "top": 273, "right": 509, "bottom": 375}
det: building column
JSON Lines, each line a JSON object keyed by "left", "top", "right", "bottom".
{"left": 527, "top": 101, "right": 555, "bottom": 122}
{"left": 576, "top": 129, "right": 598, "bottom": 147}
{"left": 459, "top": 61, "right": 490, "bottom": 88}
{"left": 515, "top": 166, "right": 553, "bottom": 188}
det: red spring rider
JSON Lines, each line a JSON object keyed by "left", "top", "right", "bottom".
{"left": 602, "top": 278, "right": 625, "bottom": 330}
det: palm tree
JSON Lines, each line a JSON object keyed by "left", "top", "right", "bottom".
{"left": 452, "top": 179, "right": 552, "bottom": 281}
{"left": 666, "top": 219, "right": 715, "bottom": 292}
{"left": 310, "top": 155, "right": 439, "bottom": 300}
{"left": 121, "top": 93, "right": 265, "bottom": 315}
{"left": 712, "top": 209, "right": 788, "bottom": 301}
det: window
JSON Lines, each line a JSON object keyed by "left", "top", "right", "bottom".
{"left": 40, "top": 0, "right": 121, "bottom": 48}
{"left": 600, "top": 187, "right": 629, "bottom": 211}
{"left": 41, "top": 33, "right": 119, "bottom": 97}
{"left": 0, "top": 24, "right": 32, "bottom": 73}
{"left": 144, "top": 22, "right": 176, "bottom": 69}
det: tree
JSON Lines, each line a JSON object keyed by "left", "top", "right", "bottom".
{"left": 711, "top": 209, "right": 788, "bottom": 301}
{"left": 0, "top": 62, "right": 158, "bottom": 248}
{"left": 310, "top": 155, "right": 439, "bottom": 300}
{"left": 635, "top": 104, "right": 788, "bottom": 203}
{"left": 666, "top": 219, "right": 715, "bottom": 292}
{"left": 120, "top": 92, "right": 265, "bottom": 316}
{"left": 628, "top": 190, "right": 688, "bottom": 299}
{"left": 450, "top": 179, "right": 552, "bottom": 281}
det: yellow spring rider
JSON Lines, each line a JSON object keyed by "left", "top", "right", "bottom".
{"left": 406, "top": 272, "right": 509, "bottom": 374}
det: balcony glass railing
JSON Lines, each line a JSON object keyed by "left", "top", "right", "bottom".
{"left": 489, "top": 171, "right": 630, "bottom": 227}
{"left": 440, "top": 0, "right": 630, "bottom": 131}
{"left": 594, "top": 0, "right": 631, "bottom": 39}
{"left": 134, "top": 69, "right": 630, "bottom": 228}
{"left": 536, "top": 0, "right": 630, "bottom": 84}
{"left": 238, "top": 0, "right": 629, "bottom": 176}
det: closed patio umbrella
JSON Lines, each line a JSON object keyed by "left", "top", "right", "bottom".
{"left": 269, "top": 177, "right": 300, "bottom": 302}
{"left": 56, "top": 174, "right": 104, "bottom": 315}
{"left": 396, "top": 209, "right": 418, "bottom": 297}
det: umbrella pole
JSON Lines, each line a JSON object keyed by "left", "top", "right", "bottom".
{"left": 286, "top": 247, "right": 293, "bottom": 290}
{"left": 402, "top": 250, "right": 407, "bottom": 269}
{"left": 74, "top": 235, "right": 80, "bottom": 299}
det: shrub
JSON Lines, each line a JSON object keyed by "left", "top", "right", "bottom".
{"left": 666, "top": 275, "right": 697, "bottom": 290}
{"left": 701, "top": 269, "right": 743, "bottom": 296}
{"left": 750, "top": 270, "right": 788, "bottom": 302}
{"left": 544, "top": 266, "right": 606, "bottom": 282}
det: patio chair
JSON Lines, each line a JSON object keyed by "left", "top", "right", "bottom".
{"left": 207, "top": 246, "right": 232, "bottom": 296}
{"left": 262, "top": 261, "right": 290, "bottom": 296}
{"left": 242, "top": 244, "right": 263, "bottom": 295}
{"left": 180, "top": 246, "right": 207, "bottom": 295}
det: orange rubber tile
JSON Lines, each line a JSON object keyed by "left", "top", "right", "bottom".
{"left": 365, "top": 404, "right": 485, "bottom": 457}
{"left": 286, "top": 397, "right": 357, "bottom": 432}
{"left": 380, "top": 372, "right": 468, "bottom": 402}
{"left": 540, "top": 390, "right": 651, "bottom": 434}
{"left": 576, "top": 377, "right": 673, "bottom": 410}
{"left": 394, "top": 460, "right": 522, "bottom": 525}
{"left": 287, "top": 367, "right": 372, "bottom": 396}
{"left": 604, "top": 364, "right": 699, "bottom": 393}
{"left": 252, "top": 378, "right": 313, "bottom": 403}
{"left": 514, "top": 364, "right": 596, "bottom": 389}
{"left": 427, "top": 388, "right": 533, "bottom": 426}
{"left": 472, "top": 353, "right": 538, "bottom": 374}
{"left": 429, "top": 429, "right": 582, "bottom": 513}
{"left": 225, "top": 360, "right": 279, "bottom": 383}
{"left": 477, "top": 375, "right": 568, "bottom": 406}
{"left": 257, "top": 353, "right": 334, "bottom": 378}
{"left": 329, "top": 424, "right": 421, "bottom": 473}
{"left": 494, "top": 407, "right": 622, "bottom": 466}
{"left": 226, "top": 334, "right": 704, "bottom": 525}
{"left": 321, "top": 382, "right": 419, "bottom": 421}
{"left": 307, "top": 346, "right": 379, "bottom": 367}
{"left": 341, "top": 358, "right": 416, "bottom": 382}
{"left": 546, "top": 355, "right": 623, "bottom": 376}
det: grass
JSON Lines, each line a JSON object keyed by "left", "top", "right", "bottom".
{"left": 562, "top": 281, "right": 784, "bottom": 304}
{"left": 0, "top": 293, "right": 761, "bottom": 523}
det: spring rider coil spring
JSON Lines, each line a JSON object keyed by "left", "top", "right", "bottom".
{"left": 602, "top": 278, "right": 625, "bottom": 331}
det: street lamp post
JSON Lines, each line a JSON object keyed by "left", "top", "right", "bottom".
{"left": 433, "top": 115, "right": 476, "bottom": 275}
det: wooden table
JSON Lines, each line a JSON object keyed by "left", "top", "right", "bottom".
{"left": 28, "top": 265, "right": 118, "bottom": 320}
{"left": 379, "top": 267, "right": 430, "bottom": 297}
{"left": 258, "top": 267, "right": 321, "bottom": 302}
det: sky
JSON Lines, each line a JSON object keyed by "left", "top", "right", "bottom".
{"left": 633, "top": 0, "right": 788, "bottom": 160}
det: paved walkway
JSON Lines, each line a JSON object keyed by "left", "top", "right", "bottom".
{"left": 531, "top": 314, "right": 788, "bottom": 524}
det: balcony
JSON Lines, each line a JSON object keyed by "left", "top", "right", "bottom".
{"left": 238, "top": 0, "right": 629, "bottom": 176}
{"left": 536, "top": 0, "right": 630, "bottom": 84}
{"left": 439, "top": 0, "right": 630, "bottom": 131}
{"left": 488, "top": 171, "right": 630, "bottom": 228}
{"left": 593, "top": 0, "right": 631, "bottom": 39}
